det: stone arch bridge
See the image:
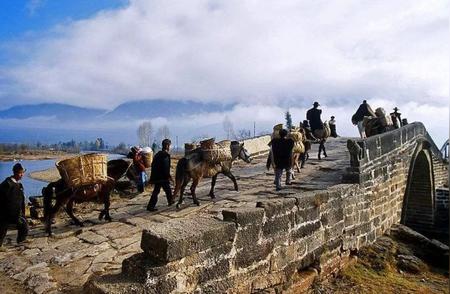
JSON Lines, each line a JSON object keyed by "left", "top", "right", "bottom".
{"left": 0, "top": 123, "right": 447, "bottom": 294}
{"left": 88, "top": 122, "right": 448, "bottom": 293}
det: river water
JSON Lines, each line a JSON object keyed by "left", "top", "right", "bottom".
{"left": 0, "top": 154, "right": 124, "bottom": 198}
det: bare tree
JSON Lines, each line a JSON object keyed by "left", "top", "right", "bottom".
{"left": 223, "top": 116, "right": 236, "bottom": 140}
{"left": 236, "top": 129, "right": 252, "bottom": 140}
{"left": 156, "top": 125, "right": 171, "bottom": 142}
{"left": 137, "top": 121, "right": 153, "bottom": 147}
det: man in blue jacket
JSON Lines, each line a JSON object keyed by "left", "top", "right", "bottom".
{"left": 271, "top": 129, "right": 294, "bottom": 191}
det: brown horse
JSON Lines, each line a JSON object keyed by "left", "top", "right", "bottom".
{"left": 42, "top": 158, "right": 135, "bottom": 235}
{"left": 315, "top": 121, "right": 331, "bottom": 160}
{"left": 173, "top": 141, "right": 252, "bottom": 208}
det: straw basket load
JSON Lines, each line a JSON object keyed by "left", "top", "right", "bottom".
{"left": 200, "top": 138, "right": 215, "bottom": 149}
{"left": 375, "top": 107, "right": 393, "bottom": 127}
{"left": 56, "top": 153, "right": 108, "bottom": 188}
{"left": 184, "top": 143, "right": 198, "bottom": 156}
{"left": 141, "top": 147, "right": 153, "bottom": 168}
{"left": 272, "top": 124, "right": 283, "bottom": 139}
{"left": 201, "top": 138, "right": 232, "bottom": 164}
{"left": 288, "top": 131, "right": 305, "bottom": 154}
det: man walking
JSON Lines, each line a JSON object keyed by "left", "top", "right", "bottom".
{"left": 147, "top": 139, "right": 174, "bottom": 211}
{"left": 271, "top": 129, "right": 294, "bottom": 191}
{"left": 0, "top": 163, "right": 29, "bottom": 247}
{"left": 130, "top": 146, "right": 147, "bottom": 193}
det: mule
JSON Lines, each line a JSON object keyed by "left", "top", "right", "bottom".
{"left": 173, "top": 141, "right": 251, "bottom": 208}
{"left": 42, "top": 158, "right": 135, "bottom": 236}
{"left": 316, "top": 121, "right": 331, "bottom": 160}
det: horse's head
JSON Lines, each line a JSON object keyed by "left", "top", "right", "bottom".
{"left": 231, "top": 141, "right": 252, "bottom": 163}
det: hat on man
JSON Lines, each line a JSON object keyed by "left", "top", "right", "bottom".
{"left": 331, "top": 116, "right": 335, "bottom": 119}
{"left": 313, "top": 102, "right": 320, "bottom": 107}
{"left": 12, "top": 163, "right": 26, "bottom": 173}
{"left": 393, "top": 107, "right": 400, "bottom": 111}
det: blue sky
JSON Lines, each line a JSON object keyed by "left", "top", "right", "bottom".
{"left": 0, "top": 0, "right": 448, "bottom": 145}
{"left": 0, "top": 0, "right": 126, "bottom": 41}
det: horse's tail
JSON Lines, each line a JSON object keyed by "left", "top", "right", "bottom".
{"left": 173, "top": 158, "right": 188, "bottom": 197}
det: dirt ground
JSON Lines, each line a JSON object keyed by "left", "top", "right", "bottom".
{"left": 311, "top": 228, "right": 449, "bottom": 294}
{"left": 0, "top": 271, "right": 32, "bottom": 294}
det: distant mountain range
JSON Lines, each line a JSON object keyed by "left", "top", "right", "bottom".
{"left": 0, "top": 99, "right": 236, "bottom": 144}
{"left": 0, "top": 103, "right": 105, "bottom": 120}
{"left": 0, "top": 99, "right": 233, "bottom": 121}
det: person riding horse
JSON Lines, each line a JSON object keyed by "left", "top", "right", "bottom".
{"left": 352, "top": 100, "right": 377, "bottom": 138}
{"left": 306, "top": 102, "right": 329, "bottom": 159}
{"left": 306, "top": 102, "right": 324, "bottom": 133}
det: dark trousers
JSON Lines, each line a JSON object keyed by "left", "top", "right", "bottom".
{"left": 147, "top": 182, "right": 172, "bottom": 209}
{"left": 0, "top": 217, "right": 29, "bottom": 246}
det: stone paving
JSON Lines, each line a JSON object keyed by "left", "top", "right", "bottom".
{"left": 0, "top": 137, "right": 350, "bottom": 293}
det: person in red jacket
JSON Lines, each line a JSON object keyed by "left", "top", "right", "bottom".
{"left": 131, "top": 147, "right": 147, "bottom": 193}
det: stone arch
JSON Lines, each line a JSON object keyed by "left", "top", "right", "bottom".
{"left": 401, "top": 142, "right": 435, "bottom": 233}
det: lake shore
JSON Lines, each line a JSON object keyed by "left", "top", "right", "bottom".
{"left": 0, "top": 150, "right": 78, "bottom": 162}
{"left": 28, "top": 167, "right": 60, "bottom": 183}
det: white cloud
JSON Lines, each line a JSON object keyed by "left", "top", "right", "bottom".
{"left": 1, "top": 0, "right": 447, "bottom": 110}
{"left": 0, "top": 0, "right": 448, "bottom": 145}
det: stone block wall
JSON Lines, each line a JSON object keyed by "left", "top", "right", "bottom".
{"left": 87, "top": 123, "right": 447, "bottom": 293}
{"left": 90, "top": 180, "right": 406, "bottom": 293}
{"left": 241, "top": 135, "right": 271, "bottom": 157}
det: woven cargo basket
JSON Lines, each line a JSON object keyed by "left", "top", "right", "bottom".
{"left": 200, "top": 138, "right": 215, "bottom": 149}
{"left": 56, "top": 153, "right": 108, "bottom": 188}
{"left": 141, "top": 151, "right": 153, "bottom": 168}
{"left": 184, "top": 143, "right": 198, "bottom": 156}
{"left": 203, "top": 144, "right": 232, "bottom": 163}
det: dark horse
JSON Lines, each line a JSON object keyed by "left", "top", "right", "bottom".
{"left": 173, "top": 141, "right": 252, "bottom": 208}
{"left": 42, "top": 159, "right": 134, "bottom": 235}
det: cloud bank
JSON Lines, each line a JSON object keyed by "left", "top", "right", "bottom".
{"left": 1, "top": 0, "right": 448, "bottom": 110}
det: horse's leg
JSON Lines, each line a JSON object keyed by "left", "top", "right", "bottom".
{"left": 190, "top": 177, "right": 201, "bottom": 206}
{"left": 223, "top": 170, "right": 239, "bottom": 192}
{"left": 209, "top": 174, "right": 218, "bottom": 199}
{"left": 66, "top": 198, "right": 84, "bottom": 227}
{"left": 322, "top": 140, "right": 328, "bottom": 157}
{"left": 176, "top": 178, "right": 189, "bottom": 208}
{"left": 294, "top": 154, "right": 301, "bottom": 173}
{"left": 99, "top": 191, "right": 112, "bottom": 222}
{"left": 300, "top": 153, "right": 306, "bottom": 168}
{"left": 45, "top": 198, "right": 65, "bottom": 236}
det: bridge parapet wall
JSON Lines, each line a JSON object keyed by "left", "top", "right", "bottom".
{"left": 89, "top": 181, "right": 405, "bottom": 293}
{"left": 87, "top": 123, "right": 447, "bottom": 293}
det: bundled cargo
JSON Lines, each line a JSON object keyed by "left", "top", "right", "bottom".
{"left": 56, "top": 153, "right": 108, "bottom": 188}
{"left": 141, "top": 147, "right": 153, "bottom": 168}
{"left": 288, "top": 131, "right": 303, "bottom": 143}
{"left": 272, "top": 123, "right": 283, "bottom": 139}
{"left": 293, "top": 141, "right": 305, "bottom": 154}
{"left": 375, "top": 107, "right": 393, "bottom": 127}
{"left": 185, "top": 143, "right": 198, "bottom": 156}
{"left": 201, "top": 139, "right": 232, "bottom": 163}
{"left": 200, "top": 138, "right": 215, "bottom": 149}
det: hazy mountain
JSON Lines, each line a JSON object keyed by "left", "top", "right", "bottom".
{"left": 103, "top": 99, "right": 233, "bottom": 120}
{"left": 0, "top": 103, "right": 106, "bottom": 120}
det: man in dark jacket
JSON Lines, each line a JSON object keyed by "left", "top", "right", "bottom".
{"left": 147, "top": 139, "right": 174, "bottom": 211}
{"left": 271, "top": 129, "right": 294, "bottom": 191}
{"left": 306, "top": 102, "right": 324, "bottom": 132}
{"left": 0, "top": 163, "right": 29, "bottom": 247}
{"left": 351, "top": 100, "right": 376, "bottom": 138}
